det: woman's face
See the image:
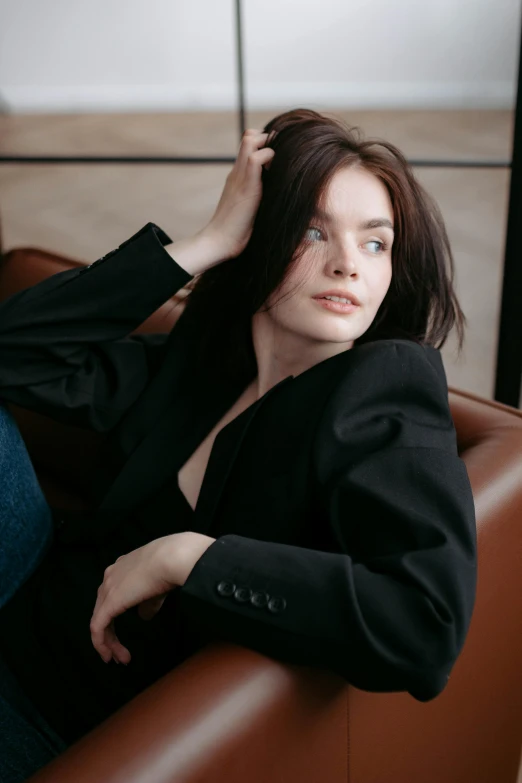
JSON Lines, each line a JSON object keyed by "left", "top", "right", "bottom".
{"left": 256, "top": 166, "right": 394, "bottom": 353}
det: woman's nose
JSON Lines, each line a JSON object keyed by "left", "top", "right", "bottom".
{"left": 330, "top": 242, "right": 359, "bottom": 276}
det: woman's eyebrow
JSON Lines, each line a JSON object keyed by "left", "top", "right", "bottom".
{"left": 313, "top": 208, "right": 394, "bottom": 234}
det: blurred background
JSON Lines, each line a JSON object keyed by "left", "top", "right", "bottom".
{"left": 0, "top": 0, "right": 521, "bottom": 406}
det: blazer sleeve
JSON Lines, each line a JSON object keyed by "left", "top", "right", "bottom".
{"left": 0, "top": 222, "right": 194, "bottom": 431}
{"left": 178, "top": 340, "right": 478, "bottom": 702}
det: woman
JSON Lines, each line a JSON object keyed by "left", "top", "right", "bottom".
{"left": 0, "top": 108, "right": 477, "bottom": 781}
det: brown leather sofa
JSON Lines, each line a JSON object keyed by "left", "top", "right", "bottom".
{"left": 1, "top": 238, "right": 521, "bottom": 783}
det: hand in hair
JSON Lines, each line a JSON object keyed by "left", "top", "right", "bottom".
{"left": 204, "top": 129, "right": 275, "bottom": 260}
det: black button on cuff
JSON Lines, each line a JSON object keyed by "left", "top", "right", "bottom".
{"left": 216, "top": 580, "right": 236, "bottom": 597}
{"left": 234, "top": 587, "right": 252, "bottom": 603}
{"left": 251, "top": 591, "right": 269, "bottom": 609}
{"left": 267, "top": 596, "right": 287, "bottom": 613}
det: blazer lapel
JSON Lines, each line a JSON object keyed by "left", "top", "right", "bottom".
{"left": 96, "top": 372, "right": 246, "bottom": 514}
{"left": 192, "top": 375, "right": 294, "bottom": 534}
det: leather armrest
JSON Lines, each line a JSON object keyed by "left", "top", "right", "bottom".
{"left": 26, "top": 642, "right": 348, "bottom": 783}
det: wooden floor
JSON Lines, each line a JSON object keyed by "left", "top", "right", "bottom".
{"left": 0, "top": 109, "right": 517, "bottom": 405}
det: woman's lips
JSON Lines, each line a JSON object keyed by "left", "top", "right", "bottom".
{"left": 313, "top": 297, "right": 360, "bottom": 314}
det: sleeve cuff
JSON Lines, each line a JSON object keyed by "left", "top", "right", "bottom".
{"left": 86, "top": 222, "right": 195, "bottom": 286}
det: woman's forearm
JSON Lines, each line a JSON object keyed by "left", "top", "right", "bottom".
{"left": 164, "top": 228, "right": 231, "bottom": 277}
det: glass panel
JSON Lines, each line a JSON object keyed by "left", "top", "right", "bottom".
{"left": 0, "top": 112, "right": 241, "bottom": 158}
{"left": 0, "top": 164, "right": 232, "bottom": 260}
{"left": 414, "top": 165, "right": 510, "bottom": 401}
{"left": 0, "top": 0, "right": 239, "bottom": 157}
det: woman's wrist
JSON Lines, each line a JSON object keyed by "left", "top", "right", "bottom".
{"left": 164, "top": 228, "right": 232, "bottom": 277}
{"left": 170, "top": 532, "right": 217, "bottom": 586}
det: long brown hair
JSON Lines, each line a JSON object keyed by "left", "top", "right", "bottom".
{"left": 176, "top": 108, "right": 466, "bottom": 386}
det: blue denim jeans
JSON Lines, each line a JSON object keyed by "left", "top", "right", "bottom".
{"left": 0, "top": 401, "right": 69, "bottom": 782}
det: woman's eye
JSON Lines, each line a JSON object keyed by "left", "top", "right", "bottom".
{"left": 305, "top": 226, "right": 324, "bottom": 241}
{"left": 366, "top": 240, "right": 386, "bottom": 254}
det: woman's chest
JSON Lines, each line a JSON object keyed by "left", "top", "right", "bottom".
{"left": 177, "top": 382, "right": 258, "bottom": 512}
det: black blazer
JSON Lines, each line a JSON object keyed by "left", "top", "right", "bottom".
{"left": 0, "top": 222, "right": 477, "bottom": 705}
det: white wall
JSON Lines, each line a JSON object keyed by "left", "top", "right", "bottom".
{"left": 0, "top": 0, "right": 520, "bottom": 112}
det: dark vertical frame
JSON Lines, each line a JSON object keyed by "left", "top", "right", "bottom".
{"left": 493, "top": 18, "right": 522, "bottom": 407}
{"left": 0, "top": 0, "right": 519, "bottom": 406}
{"left": 234, "top": 0, "right": 246, "bottom": 138}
